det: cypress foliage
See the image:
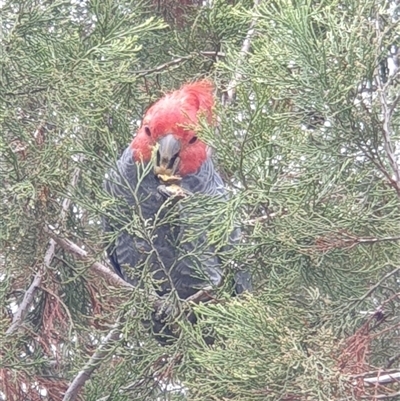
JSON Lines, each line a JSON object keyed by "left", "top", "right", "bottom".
{"left": 1, "top": 0, "right": 399, "bottom": 400}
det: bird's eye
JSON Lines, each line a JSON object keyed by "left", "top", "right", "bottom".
{"left": 144, "top": 126, "right": 151, "bottom": 136}
{"left": 188, "top": 136, "right": 197, "bottom": 144}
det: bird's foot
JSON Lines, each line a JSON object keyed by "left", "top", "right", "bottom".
{"left": 153, "top": 297, "right": 174, "bottom": 321}
{"left": 157, "top": 173, "right": 182, "bottom": 185}
{"left": 152, "top": 296, "right": 181, "bottom": 343}
{"left": 157, "top": 184, "right": 191, "bottom": 199}
{"left": 185, "top": 286, "right": 215, "bottom": 304}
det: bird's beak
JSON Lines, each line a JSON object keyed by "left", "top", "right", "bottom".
{"left": 154, "top": 134, "right": 181, "bottom": 178}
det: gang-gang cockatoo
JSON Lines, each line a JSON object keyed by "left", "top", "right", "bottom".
{"left": 103, "top": 81, "right": 251, "bottom": 311}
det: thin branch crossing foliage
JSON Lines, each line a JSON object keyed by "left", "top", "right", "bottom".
{"left": 1, "top": 0, "right": 400, "bottom": 400}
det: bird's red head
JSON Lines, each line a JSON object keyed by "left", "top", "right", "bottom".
{"left": 131, "top": 80, "right": 214, "bottom": 176}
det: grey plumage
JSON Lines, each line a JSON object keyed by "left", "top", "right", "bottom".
{"left": 103, "top": 146, "right": 251, "bottom": 299}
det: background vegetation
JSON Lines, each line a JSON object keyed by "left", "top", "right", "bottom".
{"left": 1, "top": 0, "right": 399, "bottom": 399}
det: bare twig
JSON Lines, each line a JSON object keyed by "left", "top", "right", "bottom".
{"left": 200, "top": 51, "right": 226, "bottom": 58}
{"left": 361, "top": 391, "right": 400, "bottom": 400}
{"left": 244, "top": 212, "right": 279, "bottom": 226}
{"left": 351, "top": 369, "right": 400, "bottom": 386}
{"left": 386, "top": 352, "right": 400, "bottom": 369}
{"left": 6, "top": 158, "right": 83, "bottom": 335}
{"left": 44, "top": 227, "right": 215, "bottom": 308}
{"left": 43, "top": 226, "right": 134, "bottom": 290}
{"left": 135, "top": 55, "right": 193, "bottom": 78}
{"left": 362, "top": 372, "right": 400, "bottom": 385}
{"left": 5, "top": 271, "right": 43, "bottom": 335}
{"left": 350, "top": 368, "right": 400, "bottom": 379}
{"left": 185, "top": 286, "right": 214, "bottom": 303}
{"left": 352, "top": 235, "right": 400, "bottom": 245}
{"left": 357, "top": 267, "right": 400, "bottom": 302}
{"left": 5, "top": 86, "right": 48, "bottom": 97}
{"left": 134, "top": 51, "right": 226, "bottom": 79}
{"left": 62, "top": 323, "right": 122, "bottom": 401}
{"left": 223, "top": 0, "right": 261, "bottom": 105}
{"left": 375, "top": 19, "right": 400, "bottom": 197}
{"left": 316, "top": 231, "right": 400, "bottom": 252}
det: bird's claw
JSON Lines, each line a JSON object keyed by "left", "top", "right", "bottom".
{"left": 157, "top": 173, "right": 182, "bottom": 185}
{"left": 153, "top": 297, "right": 174, "bottom": 321}
{"left": 157, "top": 184, "right": 191, "bottom": 199}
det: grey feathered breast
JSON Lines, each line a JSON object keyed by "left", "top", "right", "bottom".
{"left": 103, "top": 147, "right": 238, "bottom": 299}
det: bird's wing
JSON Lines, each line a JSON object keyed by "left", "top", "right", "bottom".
{"left": 181, "top": 158, "right": 252, "bottom": 296}
{"left": 103, "top": 147, "right": 162, "bottom": 286}
{"left": 182, "top": 157, "right": 226, "bottom": 197}
{"left": 170, "top": 159, "right": 231, "bottom": 298}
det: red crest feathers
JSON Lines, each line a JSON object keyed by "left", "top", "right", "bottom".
{"left": 131, "top": 80, "right": 214, "bottom": 175}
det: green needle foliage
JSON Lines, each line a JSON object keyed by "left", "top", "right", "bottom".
{"left": 1, "top": 0, "right": 400, "bottom": 400}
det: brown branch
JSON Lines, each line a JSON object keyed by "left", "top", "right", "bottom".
{"left": 362, "top": 371, "right": 400, "bottom": 385}
{"left": 375, "top": 19, "right": 400, "bottom": 197}
{"left": 135, "top": 55, "right": 193, "bottom": 78}
{"left": 357, "top": 267, "right": 400, "bottom": 302}
{"left": 62, "top": 323, "right": 122, "bottom": 401}
{"left": 185, "top": 286, "right": 214, "bottom": 303}
{"left": 134, "top": 51, "right": 225, "bottom": 79}
{"left": 350, "top": 368, "right": 400, "bottom": 379}
{"left": 5, "top": 271, "right": 43, "bottom": 335}
{"left": 200, "top": 51, "right": 226, "bottom": 58}
{"left": 386, "top": 352, "right": 400, "bottom": 369}
{"left": 223, "top": 0, "right": 261, "bottom": 105}
{"left": 43, "top": 228, "right": 221, "bottom": 306}
{"left": 351, "top": 369, "right": 400, "bottom": 387}
{"left": 44, "top": 230, "right": 220, "bottom": 401}
{"left": 6, "top": 159, "right": 83, "bottom": 335}
{"left": 244, "top": 212, "right": 279, "bottom": 226}
{"left": 354, "top": 235, "right": 400, "bottom": 244}
{"left": 361, "top": 391, "right": 400, "bottom": 400}
{"left": 43, "top": 226, "right": 134, "bottom": 290}
{"left": 316, "top": 232, "right": 400, "bottom": 252}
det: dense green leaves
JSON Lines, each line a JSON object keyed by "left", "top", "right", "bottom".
{"left": 1, "top": 0, "right": 400, "bottom": 400}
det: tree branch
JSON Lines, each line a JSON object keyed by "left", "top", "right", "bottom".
{"left": 353, "top": 235, "right": 400, "bottom": 245}
{"left": 135, "top": 54, "right": 193, "bottom": 78}
{"left": 43, "top": 226, "right": 134, "bottom": 290}
{"left": 357, "top": 267, "right": 400, "bottom": 302}
{"left": 223, "top": 0, "right": 261, "bottom": 105}
{"left": 49, "top": 228, "right": 216, "bottom": 401}
{"left": 43, "top": 227, "right": 216, "bottom": 308}
{"left": 185, "top": 286, "right": 214, "bottom": 303}
{"left": 386, "top": 352, "right": 400, "bottom": 369}
{"left": 6, "top": 158, "right": 83, "bottom": 335}
{"left": 375, "top": 19, "right": 400, "bottom": 197}
{"left": 200, "top": 51, "right": 226, "bottom": 58}
{"left": 5, "top": 271, "right": 43, "bottom": 335}
{"left": 361, "top": 391, "right": 400, "bottom": 400}
{"left": 351, "top": 369, "right": 400, "bottom": 387}
{"left": 362, "top": 372, "right": 400, "bottom": 385}
{"left": 134, "top": 51, "right": 226, "bottom": 79}
{"left": 350, "top": 368, "right": 400, "bottom": 380}
{"left": 62, "top": 322, "right": 122, "bottom": 401}
{"left": 244, "top": 212, "right": 279, "bottom": 226}
{"left": 5, "top": 86, "right": 48, "bottom": 97}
